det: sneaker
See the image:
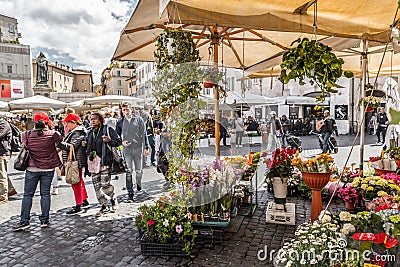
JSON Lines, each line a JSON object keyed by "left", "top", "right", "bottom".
{"left": 127, "top": 193, "right": 134, "bottom": 203}
{"left": 13, "top": 222, "right": 30, "bottom": 231}
{"left": 0, "top": 199, "right": 8, "bottom": 205}
{"left": 51, "top": 187, "right": 58, "bottom": 195}
{"left": 113, "top": 176, "right": 119, "bottom": 180}
{"left": 95, "top": 205, "right": 110, "bottom": 217}
{"left": 110, "top": 198, "right": 118, "bottom": 211}
{"left": 137, "top": 185, "right": 142, "bottom": 192}
{"left": 40, "top": 221, "right": 49, "bottom": 228}
{"left": 8, "top": 189, "right": 17, "bottom": 197}
{"left": 82, "top": 199, "right": 90, "bottom": 209}
{"left": 66, "top": 205, "right": 82, "bottom": 215}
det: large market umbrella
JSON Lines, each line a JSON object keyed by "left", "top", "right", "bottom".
{"left": 68, "top": 95, "right": 145, "bottom": 110}
{"left": 113, "top": 0, "right": 399, "bottom": 159}
{"left": 0, "top": 101, "right": 8, "bottom": 111}
{"left": 224, "top": 91, "right": 276, "bottom": 106}
{"left": 8, "top": 95, "right": 67, "bottom": 111}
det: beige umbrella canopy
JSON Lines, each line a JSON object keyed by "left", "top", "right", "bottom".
{"left": 113, "top": 0, "right": 400, "bottom": 158}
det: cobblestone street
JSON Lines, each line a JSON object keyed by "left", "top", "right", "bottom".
{"left": 0, "top": 134, "right": 379, "bottom": 266}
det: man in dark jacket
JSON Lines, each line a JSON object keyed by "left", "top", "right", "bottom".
{"left": 0, "top": 118, "right": 12, "bottom": 204}
{"left": 376, "top": 107, "right": 389, "bottom": 145}
{"left": 117, "top": 102, "right": 149, "bottom": 202}
{"left": 320, "top": 110, "right": 338, "bottom": 153}
{"left": 139, "top": 106, "right": 156, "bottom": 166}
{"left": 219, "top": 114, "right": 229, "bottom": 146}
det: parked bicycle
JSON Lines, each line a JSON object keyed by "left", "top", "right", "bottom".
{"left": 310, "top": 130, "right": 339, "bottom": 154}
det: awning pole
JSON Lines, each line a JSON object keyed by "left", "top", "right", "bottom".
{"left": 360, "top": 39, "right": 368, "bottom": 170}
{"left": 212, "top": 27, "right": 220, "bottom": 159}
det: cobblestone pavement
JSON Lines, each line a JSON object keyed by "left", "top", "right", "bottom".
{"left": 0, "top": 133, "right": 377, "bottom": 266}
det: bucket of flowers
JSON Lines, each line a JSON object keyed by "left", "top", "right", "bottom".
{"left": 265, "top": 146, "right": 297, "bottom": 208}
{"left": 135, "top": 194, "right": 195, "bottom": 257}
{"left": 292, "top": 153, "right": 335, "bottom": 221}
{"left": 385, "top": 147, "right": 400, "bottom": 168}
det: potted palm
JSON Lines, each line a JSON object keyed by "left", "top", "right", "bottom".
{"left": 265, "top": 146, "right": 297, "bottom": 210}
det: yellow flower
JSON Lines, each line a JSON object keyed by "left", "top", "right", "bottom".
{"left": 366, "top": 186, "right": 374, "bottom": 191}
{"left": 375, "top": 179, "right": 387, "bottom": 186}
{"left": 361, "top": 184, "right": 368, "bottom": 190}
{"left": 377, "top": 191, "right": 388, "bottom": 197}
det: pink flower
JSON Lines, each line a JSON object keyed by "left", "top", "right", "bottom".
{"left": 175, "top": 224, "right": 183, "bottom": 234}
{"left": 187, "top": 212, "right": 192, "bottom": 220}
{"left": 147, "top": 219, "right": 155, "bottom": 227}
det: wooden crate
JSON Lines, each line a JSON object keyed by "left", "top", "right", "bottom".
{"left": 265, "top": 202, "right": 295, "bottom": 225}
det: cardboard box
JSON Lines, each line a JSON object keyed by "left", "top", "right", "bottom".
{"left": 266, "top": 202, "right": 295, "bottom": 225}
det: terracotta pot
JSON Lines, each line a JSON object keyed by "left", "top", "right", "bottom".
{"left": 203, "top": 80, "right": 214, "bottom": 88}
{"left": 301, "top": 172, "right": 331, "bottom": 222}
{"left": 345, "top": 201, "right": 355, "bottom": 211}
{"left": 365, "top": 106, "right": 374, "bottom": 112}
{"left": 395, "top": 159, "right": 400, "bottom": 169}
{"left": 374, "top": 168, "right": 395, "bottom": 176}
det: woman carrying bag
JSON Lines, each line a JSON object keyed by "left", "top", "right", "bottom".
{"left": 58, "top": 113, "right": 90, "bottom": 215}
{"left": 13, "top": 112, "right": 62, "bottom": 231}
{"left": 82, "top": 112, "right": 121, "bottom": 217}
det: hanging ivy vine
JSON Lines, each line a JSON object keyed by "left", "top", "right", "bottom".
{"left": 153, "top": 29, "right": 206, "bottom": 184}
{"left": 279, "top": 38, "right": 353, "bottom": 102}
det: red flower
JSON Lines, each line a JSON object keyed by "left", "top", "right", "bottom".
{"left": 147, "top": 219, "right": 155, "bottom": 226}
{"left": 352, "top": 232, "right": 375, "bottom": 241}
{"left": 374, "top": 233, "right": 399, "bottom": 248}
{"left": 375, "top": 203, "right": 391, "bottom": 212}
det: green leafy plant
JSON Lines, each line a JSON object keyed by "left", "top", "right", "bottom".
{"left": 279, "top": 38, "right": 353, "bottom": 103}
{"left": 135, "top": 194, "right": 195, "bottom": 256}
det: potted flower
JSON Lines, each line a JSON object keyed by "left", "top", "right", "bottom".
{"left": 202, "top": 66, "right": 224, "bottom": 88}
{"left": 338, "top": 184, "right": 360, "bottom": 211}
{"left": 386, "top": 147, "right": 400, "bottom": 168}
{"left": 361, "top": 95, "right": 381, "bottom": 112}
{"left": 234, "top": 183, "right": 252, "bottom": 203}
{"left": 265, "top": 146, "right": 296, "bottom": 209}
{"left": 292, "top": 153, "right": 335, "bottom": 221}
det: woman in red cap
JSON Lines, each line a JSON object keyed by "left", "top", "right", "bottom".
{"left": 58, "top": 113, "right": 90, "bottom": 215}
{"left": 14, "top": 112, "right": 62, "bottom": 231}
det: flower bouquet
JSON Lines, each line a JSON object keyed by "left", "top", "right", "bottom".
{"left": 361, "top": 95, "right": 381, "bottom": 111}
{"left": 386, "top": 147, "right": 400, "bottom": 168}
{"left": 292, "top": 153, "right": 335, "bottom": 173}
{"left": 202, "top": 66, "right": 224, "bottom": 88}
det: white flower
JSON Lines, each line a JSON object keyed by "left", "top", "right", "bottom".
{"left": 300, "top": 258, "right": 307, "bottom": 265}
{"left": 316, "top": 255, "right": 323, "bottom": 261}
{"left": 340, "top": 223, "right": 355, "bottom": 235}
{"left": 302, "top": 239, "right": 309, "bottom": 244}
{"left": 339, "top": 211, "right": 352, "bottom": 222}
{"left": 321, "top": 233, "right": 327, "bottom": 239}
{"left": 318, "top": 212, "right": 332, "bottom": 223}
{"left": 163, "top": 219, "right": 169, "bottom": 227}
{"left": 310, "top": 259, "right": 318, "bottom": 265}
{"left": 285, "top": 260, "right": 293, "bottom": 267}
{"left": 280, "top": 258, "right": 287, "bottom": 263}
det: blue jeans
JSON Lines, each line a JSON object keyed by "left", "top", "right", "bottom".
{"left": 322, "top": 132, "right": 331, "bottom": 153}
{"left": 20, "top": 170, "right": 54, "bottom": 224}
{"left": 124, "top": 147, "right": 143, "bottom": 194}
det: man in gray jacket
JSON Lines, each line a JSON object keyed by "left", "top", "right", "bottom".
{"left": 116, "top": 102, "right": 149, "bottom": 202}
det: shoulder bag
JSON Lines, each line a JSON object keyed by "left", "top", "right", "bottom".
{"left": 106, "top": 127, "right": 128, "bottom": 175}
{"left": 65, "top": 144, "right": 80, "bottom": 184}
{"left": 14, "top": 131, "right": 31, "bottom": 171}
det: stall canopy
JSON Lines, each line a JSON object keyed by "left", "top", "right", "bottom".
{"left": 224, "top": 91, "right": 276, "bottom": 106}
{"left": 0, "top": 101, "right": 8, "bottom": 111}
{"left": 8, "top": 95, "right": 67, "bottom": 111}
{"left": 68, "top": 95, "right": 145, "bottom": 110}
{"left": 275, "top": 95, "right": 330, "bottom": 106}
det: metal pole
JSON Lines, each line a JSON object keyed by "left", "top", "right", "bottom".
{"left": 359, "top": 39, "right": 368, "bottom": 170}
{"left": 212, "top": 27, "right": 221, "bottom": 159}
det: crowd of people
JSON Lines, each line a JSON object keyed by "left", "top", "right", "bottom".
{"left": 0, "top": 103, "right": 168, "bottom": 232}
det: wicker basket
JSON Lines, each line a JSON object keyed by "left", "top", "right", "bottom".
{"left": 374, "top": 168, "right": 395, "bottom": 176}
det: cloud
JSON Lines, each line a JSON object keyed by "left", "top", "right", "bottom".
{"left": 0, "top": 0, "right": 138, "bottom": 84}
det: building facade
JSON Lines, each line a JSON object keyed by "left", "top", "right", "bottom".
{"left": 100, "top": 61, "right": 135, "bottom": 96}
{"left": 0, "top": 14, "right": 32, "bottom": 99}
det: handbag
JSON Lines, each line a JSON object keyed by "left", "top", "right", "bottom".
{"left": 87, "top": 155, "right": 101, "bottom": 174}
{"left": 65, "top": 145, "right": 80, "bottom": 184}
{"left": 106, "top": 127, "right": 128, "bottom": 175}
{"left": 14, "top": 131, "right": 31, "bottom": 171}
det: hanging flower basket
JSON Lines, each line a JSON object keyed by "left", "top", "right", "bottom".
{"left": 203, "top": 80, "right": 214, "bottom": 88}
{"left": 365, "top": 106, "right": 375, "bottom": 112}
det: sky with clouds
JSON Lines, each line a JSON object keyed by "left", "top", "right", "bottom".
{"left": 1, "top": 0, "right": 138, "bottom": 84}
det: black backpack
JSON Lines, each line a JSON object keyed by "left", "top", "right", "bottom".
{"left": 9, "top": 123, "right": 22, "bottom": 152}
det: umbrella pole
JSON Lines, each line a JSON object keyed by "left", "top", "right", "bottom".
{"left": 213, "top": 27, "right": 221, "bottom": 159}
{"left": 359, "top": 39, "right": 368, "bottom": 171}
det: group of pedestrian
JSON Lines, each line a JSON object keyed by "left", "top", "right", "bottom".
{"left": 5, "top": 102, "right": 164, "bottom": 232}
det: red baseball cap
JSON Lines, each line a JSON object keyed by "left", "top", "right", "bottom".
{"left": 34, "top": 112, "right": 50, "bottom": 123}
{"left": 63, "top": 113, "right": 81, "bottom": 123}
